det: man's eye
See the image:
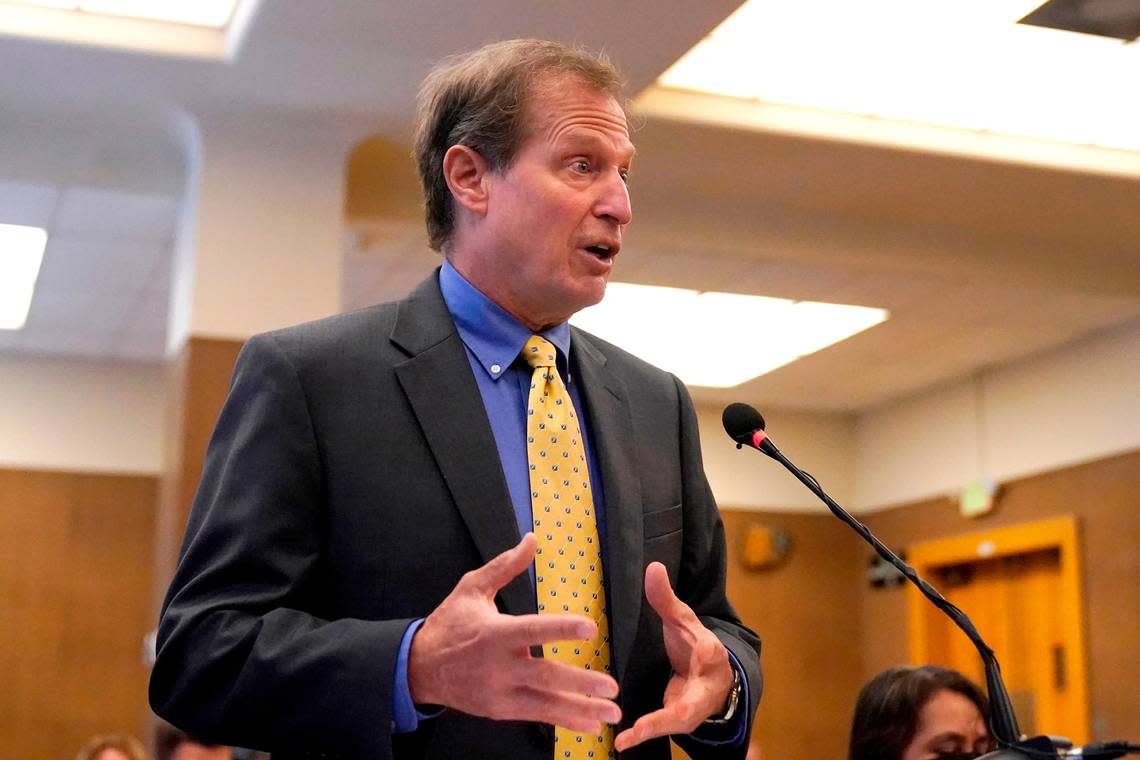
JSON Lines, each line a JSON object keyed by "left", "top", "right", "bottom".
{"left": 572, "top": 160, "right": 591, "bottom": 173}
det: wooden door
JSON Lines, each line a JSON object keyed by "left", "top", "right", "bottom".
{"left": 907, "top": 516, "right": 1089, "bottom": 745}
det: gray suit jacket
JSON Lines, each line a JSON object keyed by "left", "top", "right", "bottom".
{"left": 150, "top": 271, "right": 761, "bottom": 759}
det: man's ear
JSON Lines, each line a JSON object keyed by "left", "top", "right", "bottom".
{"left": 442, "top": 144, "right": 491, "bottom": 217}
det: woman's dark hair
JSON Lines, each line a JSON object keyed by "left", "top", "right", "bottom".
{"left": 153, "top": 722, "right": 225, "bottom": 760}
{"left": 849, "top": 665, "right": 990, "bottom": 760}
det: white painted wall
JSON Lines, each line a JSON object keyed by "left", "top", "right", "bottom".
{"left": 184, "top": 111, "right": 359, "bottom": 341}
{"left": 698, "top": 404, "right": 856, "bottom": 511}
{"left": 855, "top": 320, "right": 1140, "bottom": 512}
{"left": 0, "top": 111, "right": 367, "bottom": 477}
{"left": 0, "top": 355, "right": 166, "bottom": 474}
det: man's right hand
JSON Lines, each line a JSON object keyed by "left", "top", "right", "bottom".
{"left": 407, "top": 533, "right": 621, "bottom": 734}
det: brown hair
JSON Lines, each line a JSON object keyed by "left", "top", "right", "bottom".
{"left": 848, "top": 665, "right": 991, "bottom": 760}
{"left": 75, "top": 733, "right": 151, "bottom": 760}
{"left": 412, "top": 38, "right": 623, "bottom": 251}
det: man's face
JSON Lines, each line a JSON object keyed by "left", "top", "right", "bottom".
{"left": 474, "top": 74, "right": 634, "bottom": 331}
{"left": 902, "top": 689, "right": 993, "bottom": 760}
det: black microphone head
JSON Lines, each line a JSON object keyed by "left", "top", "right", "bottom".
{"left": 722, "top": 403, "right": 766, "bottom": 445}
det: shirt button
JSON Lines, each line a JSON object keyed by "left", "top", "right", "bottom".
{"left": 491, "top": 363, "right": 502, "bottom": 374}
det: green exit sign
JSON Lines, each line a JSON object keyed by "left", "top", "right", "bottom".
{"left": 960, "top": 478, "right": 997, "bottom": 517}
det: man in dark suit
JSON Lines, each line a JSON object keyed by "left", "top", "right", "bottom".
{"left": 150, "top": 39, "right": 761, "bottom": 760}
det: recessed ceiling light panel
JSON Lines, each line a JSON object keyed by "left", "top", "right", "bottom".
{"left": 570, "top": 282, "right": 887, "bottom": 388}
{"left": 6, "top": 0, "right": 238, "bottom": 28}
{"left": 655, "top": 0, "right": 1140, "bottom": 154}
{"left": 0, "top": 223, "right": 48, "bottom": 331}
{"left": 0, "top": 0, "right": 258, "bottom": 58}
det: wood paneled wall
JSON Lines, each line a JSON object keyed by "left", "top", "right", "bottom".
{"left": 0, "top": 468, "right": 158, "bottom": 759}
{"left": 859, "top": 449, "right": 1140, "bottom": 745}
{"left": 716, "top": 448, "right": 1140, "bottom": 760}
{"left": 719, "top": 510, "right": 865, "bottom": 759}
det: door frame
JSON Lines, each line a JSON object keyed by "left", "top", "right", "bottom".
{"left": 906, "top": 514, "right": 1090, "bottom": 742}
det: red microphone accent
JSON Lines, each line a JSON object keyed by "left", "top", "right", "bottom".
{"left": 751, "top": 430, "right": 768, "bottom": 449}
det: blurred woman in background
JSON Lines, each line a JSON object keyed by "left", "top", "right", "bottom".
{"left": 850, "top": 664, "right": 995, "bottom": 760}
{"left": 75, "top": 733, "right": 151, "bottom": 760}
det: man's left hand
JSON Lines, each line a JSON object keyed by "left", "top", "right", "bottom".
{"left": 613, "top": 562, "right": 736, "bottom": 752}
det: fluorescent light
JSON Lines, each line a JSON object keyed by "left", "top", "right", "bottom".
{"left": 8, "top": 0, "right": 75, "bottom": 7}
{"left": 570, "top": 283, "right": 888, "bottom": 387}
{"left": 657, "top": 0, "right": 1140, "bottom": 153}
{"left": 81, "top": 0, "right": 236, "bottom": 28}
{"left": 6, "top": 0, "right": 238, "bottom": 28}
{"left": 0, "top": 223, "right": 47, "bottom": 330}
{"left": 0, "top": 0, "right": 259, "bottom": 59}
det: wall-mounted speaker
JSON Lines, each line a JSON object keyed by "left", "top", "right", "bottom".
{"left": 739, "top": 521, "right": 792, "bottom": 572}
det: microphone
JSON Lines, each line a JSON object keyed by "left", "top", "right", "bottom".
{"left": 725, "top": 403, "right": 1140, "bottom": 758}
{"left": 722, "top": 403, "right": 777, "bottom": 456}
{"left": 723, "top": 403, "right": 1041, "bottom": 760}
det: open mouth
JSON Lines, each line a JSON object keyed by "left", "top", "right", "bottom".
{"left": 583, "top": 244, "right": 616, "bottom": 260}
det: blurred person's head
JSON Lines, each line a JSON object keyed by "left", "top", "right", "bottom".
{"left": 75, "top": 733, "right": 150, "bottom": 760}
{"left": 849, "top": 665, "right": 994, "bottom": 760}
{"left": 154, "top": 722, "right": 233, "bottom": 760}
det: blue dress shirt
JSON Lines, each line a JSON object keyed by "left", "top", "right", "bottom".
{"left": 391, "top": 262, "right": 745, "bottom": 747}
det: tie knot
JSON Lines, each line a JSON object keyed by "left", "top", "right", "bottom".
{"left": 522, "top": 335, "right": 557, "bottom": 369}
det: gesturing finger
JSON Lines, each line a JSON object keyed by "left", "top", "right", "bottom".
{"left": 506, "top": 684, "right": 622, "bottom": 734}
{"left": 525, "top": 656, "right": 619, "bottom": 699}
{"left": 613, "top": 705, "right": 696, "bottom": 752}
{"left": 498, "top": 612, "right": 597, "bottom": 649}
{"left": 643, "top": 561, "right": 697, "bottom": 626}
{"left": 461, "top": 532, "right": 537, "bottom": 597}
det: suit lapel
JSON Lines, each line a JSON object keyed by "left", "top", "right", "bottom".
{"left": 571, "top": 329, "right": 644, "bottom": 686}
{"left": 392, "top": 272, "right": 534, "bottom": 617}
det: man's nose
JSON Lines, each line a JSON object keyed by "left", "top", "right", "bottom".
{"left": 595, "top": 169, "right": 632, "bottom": 226}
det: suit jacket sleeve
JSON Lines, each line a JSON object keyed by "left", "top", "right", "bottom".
{"left": 149, "top": 333, "right": 408, "bottom": 759}
{"left": 670, "top": 376, "right": 763, "bottom": 760}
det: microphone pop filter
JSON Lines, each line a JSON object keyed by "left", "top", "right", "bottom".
{"left": 722, "top": 403, "right": 766, "bottom": 446}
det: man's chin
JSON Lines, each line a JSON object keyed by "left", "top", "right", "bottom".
{"left": 576, "top": 281, "right": 609, "bottom": 313}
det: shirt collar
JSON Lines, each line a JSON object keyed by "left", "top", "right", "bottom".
{"left": 439, "top": 260, "right": 572, "bottom": 381}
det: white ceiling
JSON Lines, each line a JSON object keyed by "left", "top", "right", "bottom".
{"left": 1, "top": 0, "right": 1137, "bottom": 413}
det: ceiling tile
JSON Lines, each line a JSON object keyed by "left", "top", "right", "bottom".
{"left": 24, "top": 285, "right": 130, "bottom": 335}
{"left": 125, "top": 286, "right": 171, "bottom": 326}
{"left": 35, "top": 234, "right": 167, "bottom": 296}
{"left": 54, "top": 186, "right": 179, "bottom": 242}
{"left": 0, "top": 330, "right": 25, "bottom": 350}
{"left": 0, "top": 179, "right": 59, "bottom": 227}
{"left": 109, "top": 328, "right": 167, "bottom": 361}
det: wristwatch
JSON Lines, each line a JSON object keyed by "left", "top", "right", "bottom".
{"left": 703, "top": 664, "right": 742, "bottom": 725}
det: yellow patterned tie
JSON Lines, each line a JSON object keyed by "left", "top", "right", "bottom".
{"left": 522, "top": 336, "right": 615, "bottom": 760}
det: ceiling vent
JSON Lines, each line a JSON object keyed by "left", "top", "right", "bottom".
{"left": 1019, "top": 0, "right": 1140, "bottom": 42}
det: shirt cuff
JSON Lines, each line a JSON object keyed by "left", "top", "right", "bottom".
{"left": 391, "top": 618, "right": 445, "bottom": 733}
{"left": 686, "top": 648, "right": 749, "bottom": 747}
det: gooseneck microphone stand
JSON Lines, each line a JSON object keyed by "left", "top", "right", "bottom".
{"left": 721, "top": 402, "right": 1139, "bottom": 760}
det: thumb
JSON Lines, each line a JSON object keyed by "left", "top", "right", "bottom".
{"left": 643, "top": 561, "right": 684, "bottom": 622}
{"left": 464, "top": 532, "right": 537, "bottom": 596}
